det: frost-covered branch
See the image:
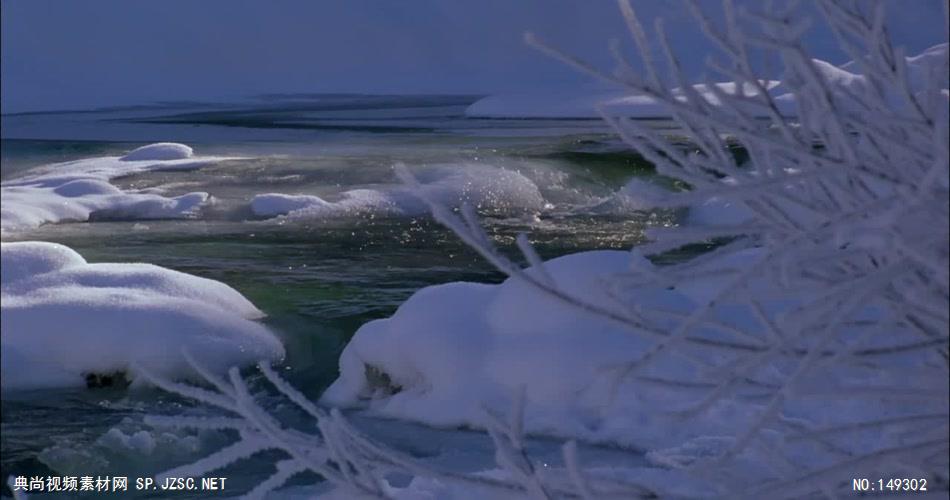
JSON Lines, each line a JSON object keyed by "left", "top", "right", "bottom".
{"left": 142, "top": 360, "right": 656, "bottom": 499}
{"left": 416, "top": 0, "right": 948, "bottom": 496}
{"left": 141, "top": 0, "right": 948, "bottom": 498}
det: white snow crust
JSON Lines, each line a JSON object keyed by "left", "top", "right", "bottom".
{"left": 120, "top": 143, "right": 194, "bottom": 161}
{"left": 1, "top": 241, "right": 284, "bottom": 390}
{"left": 0, "top": 143, "right": 231, "bottom": 235}
{"left": 322, "top": 247, "right": 942, "bottom": 458}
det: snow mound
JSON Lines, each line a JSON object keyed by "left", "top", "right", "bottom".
{"left": 251, "top": 164, "right": 546, "bottom": 219}
{"left": 1, "top": 241, "right": 284, "bottom": 391}
{"left": 321, "top": 251, "right": 714, "bottom": 448}
{"left": 771, "top": 44, "right": 948, "bottom": 113}
{"left": 1, "top": 143, "right": 231, "bottom": 234}
{"left": 121, "top": 143, "right": 194, "bottom": 161}
{"left": 322, "top": 248, "right": 941, "bottom": 453}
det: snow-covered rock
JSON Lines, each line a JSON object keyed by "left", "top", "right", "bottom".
{"left": 1, "top": 241, "right": 284, "bottom": 391}
{"left": 321, "top": 246, "right": 943, "bottom": 456}
{"left": 0, "top": 143, "right": 232, "bottom": 235}
{"left": 251, "top": 163, "right": 546, "bottom": 219}
{"left": 321, "top": 250, "right": 735, "bottom": 449}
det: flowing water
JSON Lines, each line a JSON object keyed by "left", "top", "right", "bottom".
{"left": 1, "top": 96, "right": 679, "bottom": 497}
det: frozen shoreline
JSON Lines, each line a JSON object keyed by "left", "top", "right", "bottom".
{"left": 1, "top": 143, "right": 239, "bottom": 236}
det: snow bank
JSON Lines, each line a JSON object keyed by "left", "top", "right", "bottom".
{"left": 321, "top": 250, "right": 716, "bottom": 449}
{"left": 251, "top": 164, "right": 546, "bottom": 219}
{"left": 321, "top": 247, "right": 941, "bottom": 455}
{"left": 465, "top": 81, "right": 782, "bottom": 119}
{"left": 1, "top": 241, "right": 284, "bottom": 390}
{"left": 467, "top": 44, "right": 947, "bottom": 119}
{"left": 0, "top": 143, "right": 231, "bottom": 235}
{"left": 904, "top": 43, "right": 950, "bottom": 90}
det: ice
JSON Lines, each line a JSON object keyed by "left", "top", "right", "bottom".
{"left": 0, "top": 143, "right": 234, "bottom": 235}
{"left": 38, "top": 418, "right": 223, "bottom": 478}
{"left": 1, "top": 241, "right": 284, "bottom": 391}
{"left": 251, "top": 163, "right": 546, "bottom": 219}
{"left": 250, "top": 193, "right": 332, "bottom": 217}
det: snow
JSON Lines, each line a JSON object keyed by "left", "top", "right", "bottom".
{"left": 321, "top": 250, "right": 698, "bottom": 448}
{"left": 321, "top": 246, "right": 943, "bottom": 457}
{"left": 466, "top": 44, "right": 948, "bottom": 119}
{"left": 465, "top": 81, "right": 783, "bottom": 119}
{"left": 0, "top": 241, "right": 284, "bottom": 391}
{"left": 251, "top": 163, "right": 546, "bottom": 219}
{"left": 0, "top": 143, "right": 233, "bottom": 235}
{"left": 120, "top": 142, "right": 194, "bottom": 161}
{"left": 465, "top": 89, "right": 638, "bottom": 119}
{"left": 904, "top": 43, "right": 950, "bottom": 89}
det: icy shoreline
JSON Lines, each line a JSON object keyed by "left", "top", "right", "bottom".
{"left": 0, "top": 143, "right": 237, "bottom": 235}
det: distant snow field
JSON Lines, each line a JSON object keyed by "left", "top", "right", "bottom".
{"left": 465, "top": 44, "right": 947, "bottom": 119}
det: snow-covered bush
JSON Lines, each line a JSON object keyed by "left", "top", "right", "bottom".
{"left": 143, "top": 1, "right": 948, "bottom": 498}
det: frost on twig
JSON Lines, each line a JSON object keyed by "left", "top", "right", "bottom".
{"left": 402, "top": 0, "right": 949, "bottom": 496}
{"left": 141, "top": 359, "right": 653, "bottom": 499}
{"left": 140, "top": 0, "right": 948, "bottom": 498}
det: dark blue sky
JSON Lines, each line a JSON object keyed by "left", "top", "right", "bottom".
{"left": 2, "top": 0, "right": 945, "bottom": 113}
